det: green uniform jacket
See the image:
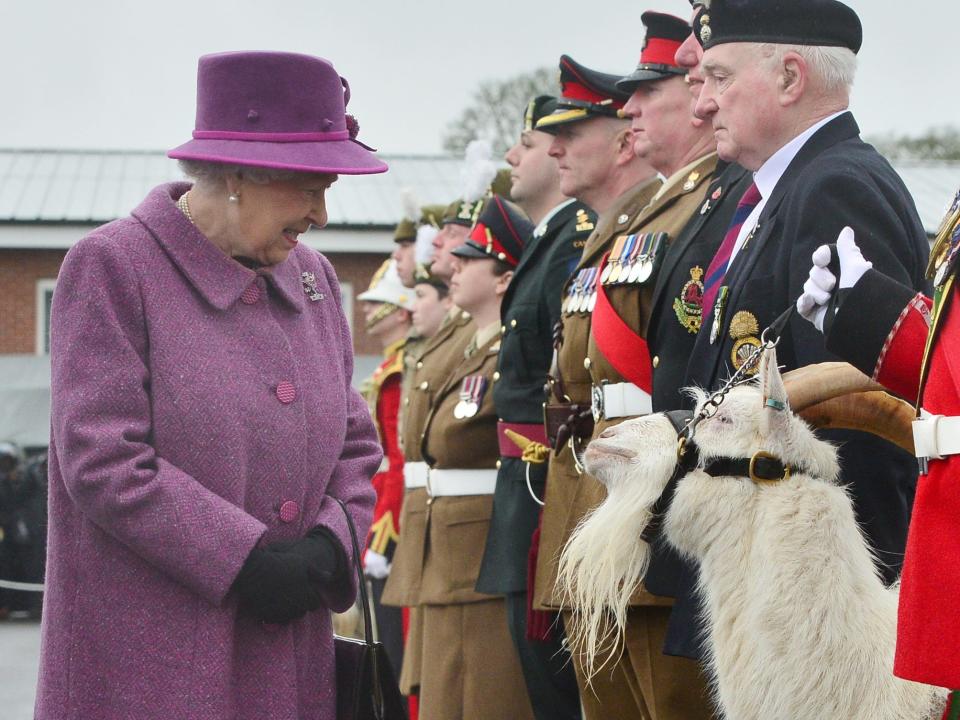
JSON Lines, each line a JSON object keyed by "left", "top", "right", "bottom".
{"left": 476, "top": 199, "right": 597, "bottom": 595}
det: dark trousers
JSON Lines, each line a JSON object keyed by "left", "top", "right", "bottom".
{"left": 505, "top": 591, "right": 582, "bottom": 720}
{"left": 369, "top": 576, "right": 404, "bottom": 679}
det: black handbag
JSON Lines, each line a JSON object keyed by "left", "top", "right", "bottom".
{"left": 333, "top": 498, "right": 408, "bottom": 720}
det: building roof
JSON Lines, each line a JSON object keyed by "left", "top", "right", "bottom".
{"left": 0, "top": 148, "right": 464, "bottom": 228}
{"left": 0, "top": 148, "right": 957, "bottom": 234}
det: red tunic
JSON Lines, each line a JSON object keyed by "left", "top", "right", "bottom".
{"left": 844, "top": 276, "right": 960, "bottom": 688}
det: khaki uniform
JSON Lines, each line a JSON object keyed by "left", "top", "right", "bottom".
{"left": 536, "top": 157, "right": 721, "bottom": 720}
{"left": 414, "top": 327, "right": 533, "bottom": 720}
{"left": 383, "top": 309, "right": 474, "bottom": 695}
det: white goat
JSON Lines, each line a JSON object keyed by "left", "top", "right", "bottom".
{"left": 561, "top": 348, "right": 946, "bottom": 719}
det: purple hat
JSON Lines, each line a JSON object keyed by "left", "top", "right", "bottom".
{"left": 168, "top": 51, "right": 387, "bottom": 175}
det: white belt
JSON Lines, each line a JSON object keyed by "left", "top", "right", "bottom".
{"left": 426, "top": 469, "right": 498, "bottom": 497}
{"left": 404, "top": 462, "right": 429, "bottom": 489}
{"left": 912, "top": 412, "right": 960, "bottom": 463}
{"left": 591, "top": 382, "right": 652, "bottom": 421}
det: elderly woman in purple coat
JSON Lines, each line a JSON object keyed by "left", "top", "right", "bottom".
{"left": 34, "top": 52, "right": 385, "bottom": 720}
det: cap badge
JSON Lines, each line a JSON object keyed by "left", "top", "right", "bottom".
{"left": 700, "top": 14, "right": 712, "bottom": 43}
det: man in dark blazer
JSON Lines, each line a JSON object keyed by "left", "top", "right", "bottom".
{"left": 475, "top": 95, "right": 595, "bottom": 720}
{"left": 659, "top": 0, "right": 930, "bottom": 661}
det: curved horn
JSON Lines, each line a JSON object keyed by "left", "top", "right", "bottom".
{"left": 783, "top": 362, "right": 886, "bottom": 411}
{"left": 796, "top": 390, "right": 915, "bottom": 455}
{"left": 782, "top": 362, "right": 915, "bottom": 454}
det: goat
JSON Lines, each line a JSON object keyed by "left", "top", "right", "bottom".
{"left": 559, "top": 348, "right": 946, "bottom": 719}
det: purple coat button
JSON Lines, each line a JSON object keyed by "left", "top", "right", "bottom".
{"left": 276, "top": 381, "right": 296, "bottom": 403}
{"left": 279, "top": 501, "right": 299, "bottom": 523}
{"left": 240, "top": 284, "right": 260, "bottom": 304}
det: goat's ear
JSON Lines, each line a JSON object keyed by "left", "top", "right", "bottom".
{"left": 759, "top": 347, "right": 790, "bottom": 435}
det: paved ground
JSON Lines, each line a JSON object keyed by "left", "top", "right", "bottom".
{"left": 0, "top": 615, "right": 41, "bottom": 719}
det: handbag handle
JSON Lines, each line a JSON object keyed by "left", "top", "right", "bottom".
{"left": 333, "top": 497, "right": 375, "bottom": 645}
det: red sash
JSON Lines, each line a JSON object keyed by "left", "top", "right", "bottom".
{"left": 589, "top": 253, "right": 653, "bottom": 393}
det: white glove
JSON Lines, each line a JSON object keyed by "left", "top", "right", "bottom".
{"left": 796, "top": 226, "right": 872, "bottom": 332}
{"left": 363, "top": 549, "right": 391, "bottom": 579}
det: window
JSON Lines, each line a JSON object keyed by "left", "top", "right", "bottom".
{"left": 36, "top": 279, "right": 57, "bottom": 355}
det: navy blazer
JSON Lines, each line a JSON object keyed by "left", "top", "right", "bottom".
{"left": 665, "top": 112, "right": 930, "bottom": 659}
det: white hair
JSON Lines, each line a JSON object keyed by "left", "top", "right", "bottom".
{"left": 757, "top": 43, "right": 857, "bottom": 95}
{"left": 177, "top": 160, "right": 302, "bottom": 186}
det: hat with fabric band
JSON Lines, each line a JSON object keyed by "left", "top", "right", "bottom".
{"left": 168, "top": 51, "right": 387, "bottom": 175}
{"left": 536, "top": 55, "right": 631, "bottom": 133}
{"left": 617, "top": 12, "right": 691, "bottom": 92}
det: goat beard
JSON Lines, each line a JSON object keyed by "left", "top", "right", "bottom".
{"left": 557, "top": 457, "right": 670, "bottom": 681}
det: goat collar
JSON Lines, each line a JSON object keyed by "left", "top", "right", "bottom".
{"left": 702, "top": 451, "right": 794, "bottom": 484}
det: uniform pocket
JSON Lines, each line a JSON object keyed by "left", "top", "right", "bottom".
{"left": 436, "top": 497, "right": 493, "bottom": 592}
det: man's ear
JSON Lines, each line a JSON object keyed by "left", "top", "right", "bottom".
{"left": 615, "top": 127, "right": 636, "bottom": 164}
{"left": 778, "top": 52, "right": 807, "bottom": 106}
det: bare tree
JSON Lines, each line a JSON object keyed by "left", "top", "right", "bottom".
{"left": 442, "top": 67, "right": 557, "bottom": 155}
{"left": 869, "top": 126, "right": 960, "bottom": 162}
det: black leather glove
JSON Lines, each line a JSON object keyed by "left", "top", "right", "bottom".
{"left": 232, "top": 526, "right": 346, "bottom": 624}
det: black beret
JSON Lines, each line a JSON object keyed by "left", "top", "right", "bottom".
{"left": 694, "top": 0, "right": 862, "bottom": 54}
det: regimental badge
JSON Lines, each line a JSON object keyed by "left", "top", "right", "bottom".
{"left": 301, "top": 271, "right": 325, "bottom": 301}
{"left": 617, "top": 213, "right": 630, "bottom": 226}
{"left": 454, "top": 375, "right": 487, "bottom": 419}
{"left": 712, "top": 186, "right": 723, "bottom": 201}
{"left": 682, "top": 171, "right": 701, "bottom": 193}
{"left": 729, "top": 311, "right": 761, "bottom": 375}
{"left": 673, "top": 266, "right": 705, "bottom": 334}
{"left": 575, "top": 209, "right": 595, "bottom": 233}
{"left": 699, "top": 14, "right": 712, "bottom": 43}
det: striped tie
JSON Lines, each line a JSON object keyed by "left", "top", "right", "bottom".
{"left": 701, "top": 182, "right": 762, "bottom": 319}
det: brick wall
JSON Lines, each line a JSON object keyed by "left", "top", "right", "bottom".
{"left": 0, "top": 248, "right": 390, "bottom": 357}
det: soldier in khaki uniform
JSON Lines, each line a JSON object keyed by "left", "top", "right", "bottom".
{"left": 409, "top": 197, "right": 535, "bottom": 719}
{"left": 383, "top": 155, "right": 501, "bottom": 702}
{"left": 535, "top": 17, "right": 722, "bottom": 719}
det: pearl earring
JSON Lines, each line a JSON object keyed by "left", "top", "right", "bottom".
{"left": 228, "top": 193, "right": 240, "bottom": 203}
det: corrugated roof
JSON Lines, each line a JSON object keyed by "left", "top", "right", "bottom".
{"left": 0, "top": 149, "right": 957, "bottom": 234}
{"left": 0, "top": 149, "right": 463, "bottom": 227}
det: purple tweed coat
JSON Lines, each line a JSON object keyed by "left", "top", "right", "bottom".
{"left": 35, "top": 182, "right": 380, "bottom": 720}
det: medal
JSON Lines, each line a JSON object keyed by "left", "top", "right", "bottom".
{"left": 613, "top": 235, "right": 637, "bottom": 284}
{"left": 635, "top": 233, "right": 656, "bottom": 284}
{"left": 709, "top": 286, "right": 729, "bottom": 345}
{"left": 621, "top": 234, "right": 645, "bottom": 284}
{"left": 455, "top": 375, "right": 487, "bottom": 419}
{"left": 602, "top": 237, "right": 627, "bottom": 285}
{"left": 584, "top": 267, "right": 599, "bottom": 313}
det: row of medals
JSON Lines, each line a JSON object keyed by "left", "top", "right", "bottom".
{"left": 454, "top": 375, "right": 487, "bottom": 419}
{"left": 562, "top": 232, "right": 667, "bottom": 315}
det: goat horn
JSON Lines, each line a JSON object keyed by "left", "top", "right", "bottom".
{"left": 795, "top": 390, "right": 916, "bottom": 455}
{"left": 783, "top": 362, "right": 886, "bottom": 410}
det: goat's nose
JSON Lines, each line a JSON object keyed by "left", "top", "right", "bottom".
{"left": 599, "top": 427, "right": 618, "bottom": 439}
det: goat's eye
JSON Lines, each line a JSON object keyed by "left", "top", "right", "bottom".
{"left": 716, "top": 414, "right": 733, "bottom": 424}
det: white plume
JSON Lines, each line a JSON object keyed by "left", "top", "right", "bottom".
{"left": 459, "top": 139, "right": 498, "bottom": 203}
{"left": 400, "top": 187, "right": 420, "bottom": 223}
{"left": 415, "top": 225, "right": 439, "bottom": 265}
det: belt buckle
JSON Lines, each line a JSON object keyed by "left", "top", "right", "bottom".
{"left": 591, "top": 385, "right": 604, "bottom": 422}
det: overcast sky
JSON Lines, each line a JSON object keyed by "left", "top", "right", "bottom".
{"left": 3, "top": 0, "right": 953, "bottom": 155}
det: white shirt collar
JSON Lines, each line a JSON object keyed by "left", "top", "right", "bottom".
{"left": 533, "top": 198, "right": 576, "bottom": 237}
{"left": 753, "top": 110, "right": 847, "bottom": 201}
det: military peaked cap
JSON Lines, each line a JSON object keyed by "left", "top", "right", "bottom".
{"left": 617, "top": 12, "right": 691, "bottom": 92}
{"left": 451, "top": 195, "right": 532, "bottom": 269}
{"left": 536, "top": 55, "right": 630, "bottom": 133}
